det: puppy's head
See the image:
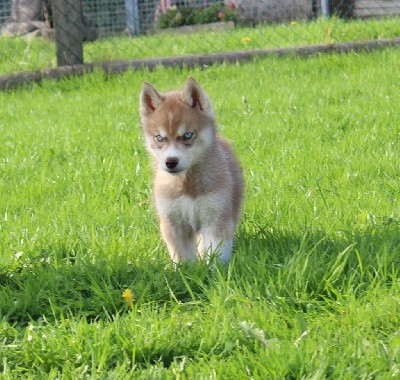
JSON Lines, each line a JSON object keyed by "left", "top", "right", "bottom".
{"left": 140, "top": 78, "right": 216, "bottom": 175}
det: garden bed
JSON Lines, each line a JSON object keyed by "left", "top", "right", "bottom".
{"left": 157, "top": 20, "right": 235, "bottom": 34}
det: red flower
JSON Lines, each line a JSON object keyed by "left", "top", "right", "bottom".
{"left": 228, "top": 1, "right": 235, "bottom": 9}
{"left": 218, "top": 11, "right": 224, "bottom": 20}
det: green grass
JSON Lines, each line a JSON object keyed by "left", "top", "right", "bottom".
{"left": 1, "top": 16, "right": 400, "bottom": 74}
{"left": 1, "top": 48, "right": 400, "bottom": 378}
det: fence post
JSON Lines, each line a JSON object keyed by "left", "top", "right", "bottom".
{"left": 125, "top": 0, "right": 140, "bottom": 35}
{"left": 321, "top": 0, "right": 329, "bottom": 16}
{"left": 52, "top": 0, "right": 84, "bottom": 66}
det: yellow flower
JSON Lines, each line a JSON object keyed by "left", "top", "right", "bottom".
{"left": 241, "top": 37, "right": 251, "bottom": 44}
{"left": 290, "top": 21, "right": 297, "bottom": 26}
{"left": 122, "top": 288, "right": 134, "bottom": 308}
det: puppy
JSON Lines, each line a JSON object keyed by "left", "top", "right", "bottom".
{"left": 140, "top": 77, "right": 243, "bottom": 263}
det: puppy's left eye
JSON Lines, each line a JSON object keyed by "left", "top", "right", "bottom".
{"left": 182, "top": 132, "right": 194, "bottom": 141}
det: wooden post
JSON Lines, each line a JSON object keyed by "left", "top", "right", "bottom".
{"left": 52, "top": 0, "right": 84, "bottom": 66}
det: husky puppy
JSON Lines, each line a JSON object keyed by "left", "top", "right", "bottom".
{"left": 140, "top": 77, "right": 243, "bottom": 263}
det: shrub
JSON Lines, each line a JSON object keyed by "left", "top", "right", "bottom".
{"left": 157, "top": 6, "right": 196, "bottom": 29}
{"left": 158, "top": 4, "right": 238, "bottom": 30}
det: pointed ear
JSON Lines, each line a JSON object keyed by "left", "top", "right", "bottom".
{"left": 140, "top": 82, "right": 164, "bottom": 120}
{"left": 182, "top": 77, "right": 213, "bottom": 116}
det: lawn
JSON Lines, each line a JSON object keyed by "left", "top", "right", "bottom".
{"left": 0, "top": 47, "right": 400, "bottom": 378}
{"left": 1, "top": 16, "right": 400, "bottom": 75}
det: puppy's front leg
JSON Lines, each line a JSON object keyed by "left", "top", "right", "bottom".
{"left": 159, "top": 217, "right": 197, "bottom": 263}
{"left": 199, "top": 220, "right": 235, "bottom": 263}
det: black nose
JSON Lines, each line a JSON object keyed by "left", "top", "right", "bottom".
{"left": 165, "top": 157, "right": 179, "bottom": 169}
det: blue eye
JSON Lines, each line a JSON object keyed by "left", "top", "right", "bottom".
{"left": 183, "top": 132, "right": 193, "bottom": 141}
{"left": 155, "top": 135, "right": 166, "bottom": 143}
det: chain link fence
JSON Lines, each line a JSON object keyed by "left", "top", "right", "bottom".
{"left": 1, "top": 0, "right": 400, "bottom": 82}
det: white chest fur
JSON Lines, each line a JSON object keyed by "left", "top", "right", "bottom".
{"left": 155, "top": 193, "right": 225, "bottom": 232}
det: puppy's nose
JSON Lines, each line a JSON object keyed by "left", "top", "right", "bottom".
{"left": 165, "top": 157, "right": 179, "bottom": 169}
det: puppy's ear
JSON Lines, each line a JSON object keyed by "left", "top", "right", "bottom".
{"left": 182, "top": 77, "right": 214, "bottom": 117}
{"left": 140, "top": 82, "right": 164, "bottom": 120}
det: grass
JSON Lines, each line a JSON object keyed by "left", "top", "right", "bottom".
{"left": 1, "top": 16, "right": 400, "bottom": 75}
{"left": 0, "top": 47, "right": 400, "bottom": 378}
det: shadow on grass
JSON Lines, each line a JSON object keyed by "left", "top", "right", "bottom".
{"left": 0, "top": 249, "right": 213, "bottom": 324}
{"left": 233, "top": 220, "right": 400, "bottom": 308}
{"left": 1, "top": 221, "right": 399, "bottom": 324}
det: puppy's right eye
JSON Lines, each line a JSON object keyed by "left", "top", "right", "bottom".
{"left": 155, "top": 135, "right": 166, "bottom": 143}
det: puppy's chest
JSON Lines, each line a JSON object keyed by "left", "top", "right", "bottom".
{"left": 155, "top": 194, "right": 221, "bottom": 231}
